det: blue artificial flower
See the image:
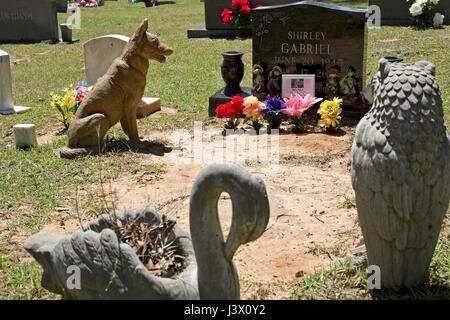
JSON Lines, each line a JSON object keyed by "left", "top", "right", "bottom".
{"left": 75, "top": 81, "right": 89, "bottom": 89}
{"left": 263, "top": 95, "right": 286, "bottom": 116}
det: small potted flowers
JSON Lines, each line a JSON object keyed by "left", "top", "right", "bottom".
{"left": 50, "top": 81, "right": 91, "bottom": 130}
{"left": 317, "top": 97, "right": 343, "bottom": 132}
{"left": 263, "top": 96, "right": 286, "bottom": 131}
{"left": 215, "top": 93, "right": 325, "bottom": 134}
{"left": 242, "top": 96, "right": 264, "bottom": 134}
{"left": 221, "top": 0, "right": 254, "bottom": 27}
{"left": 215, "top": 96, "right": 245, "bottom": 132}
{"left": 282, "top": 94, "right": 322, "bottom": 133}
{"left": 408, "top": 0, "right": 445, "bottom": 28}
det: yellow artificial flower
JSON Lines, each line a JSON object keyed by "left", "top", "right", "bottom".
{"left": 318, "top": 97, "right": 343, "bottom": 128}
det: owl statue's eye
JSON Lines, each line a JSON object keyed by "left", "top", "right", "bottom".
{"left": 379, "top": 58, "right": 391, "bottom": 80}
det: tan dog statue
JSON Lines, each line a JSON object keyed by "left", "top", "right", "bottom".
{"left": 55, "top": 19, "right": 173, "bottom": 159}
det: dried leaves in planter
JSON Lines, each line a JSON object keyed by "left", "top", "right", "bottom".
{"left": 113, "top": 215, "right": 186, "bottom": 278}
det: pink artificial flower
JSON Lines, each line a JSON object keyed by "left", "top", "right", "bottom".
{"left": 282, "top": 94, "right": 322, "bottom": 117}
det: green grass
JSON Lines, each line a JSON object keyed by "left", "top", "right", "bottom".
{"left": 341, "top": 196, "right": 356, "bottom": 209}
{"left": 0, "top": 0, "right": 449, "bottom": 300}
{"left": 291, "top": 219, "right": 450, "bottom": 300}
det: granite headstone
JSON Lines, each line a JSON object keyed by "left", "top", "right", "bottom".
{"left": 369, "top": 0, "right": 449, "bottom": 26}
{"left": 188, "top": 0, "right": 300, "bottom": 39}
{"left": 0, "top": 0, "right": 59, "bottom": 43}
{"left": 252, "top": 1, "right": 368, "bottom": 115}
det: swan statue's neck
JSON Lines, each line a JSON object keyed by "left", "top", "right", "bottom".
{"left": 189, "top": 162, "right": 270, "bottom": 300}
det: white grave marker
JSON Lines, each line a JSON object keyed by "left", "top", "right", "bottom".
{"left": 0, "top": 50, "right": 32, "bottom": 115}
{"left": 13, "top": 124, "right": 38, "bottom": 149}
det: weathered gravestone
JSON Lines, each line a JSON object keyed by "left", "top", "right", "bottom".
{"left": 0, "top": 0, "right": 59, "bottom": 43}
{"left": 188, "top": 0, "right": 300, "bottom": 39}
{"left": 84, "top": 35, "right": 160, "bottom": 118}
{"left": 369, "top": 0, "right": 449, "bottom": 26}
{"left": 0, "top": 50, "right": 32, "bottom": 115}
{"left": 253, "top": 1, "right": 369, "bottom": 116}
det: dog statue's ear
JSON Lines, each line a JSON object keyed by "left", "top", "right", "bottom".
{"left": 133, "top": 19, "right": 148, "bottom": 41}
{"left": 140, "top": 19, "right": 149, "bottom": 37}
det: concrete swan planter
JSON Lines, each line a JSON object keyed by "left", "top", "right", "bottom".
{"left": 25, "top": 162, "right": 270, "bottom": 299}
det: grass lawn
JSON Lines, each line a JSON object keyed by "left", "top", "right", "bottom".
{"left": 0, "top": 0, "right": 449, "bottom": 299}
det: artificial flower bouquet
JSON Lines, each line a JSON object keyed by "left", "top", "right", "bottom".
{"left": 79, "top": 0, "right": 100, "bottom": 7}
{"left": 215, "top": 93, "right": 324, "bottom": 134}
{"left": 221, "top": 0, "right": 258, "bottom": 27}
{"left": 408, "top": 0, "right": 445, "bottom": 28}
{"left": 50, "top": 81, "right": 91, "bottom": 130}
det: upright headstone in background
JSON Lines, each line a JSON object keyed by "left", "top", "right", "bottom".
{"left": 0, "top": 0, "right": 59, "bottom": 43}
{"left": 0, "top": 50, "right": 32, "bottom": 115}
{"left": 84, "top": 35, "right": 131, "bottom": 86}
{"left": 84, "top": 35, "right": 160, "bottom": 118}
{"left": 56, "top": 0, "right": 68, "bottom": 12}
{"left": 252, "top": 1, "right": 368, "bottom": 116}
{"left": 188, "top": 0, "right": 299, "bottom": 39}
{"left": 369, "top": 0, "right": 449, "bottom": 26}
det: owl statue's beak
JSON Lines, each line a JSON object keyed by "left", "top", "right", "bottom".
{"left": 361, "top": 83, "right": 374, "bottom": 105}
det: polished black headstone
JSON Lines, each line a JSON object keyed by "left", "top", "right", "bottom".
{"left": 188, "top": 0, "right": 300, "bottom": 39}
{"left": 252, "top": 1, "right": 369, "bottom": 116}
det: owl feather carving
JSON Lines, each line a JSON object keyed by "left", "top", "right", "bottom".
{"left": 351, "top": 58, "right": 450, "bottom": 289}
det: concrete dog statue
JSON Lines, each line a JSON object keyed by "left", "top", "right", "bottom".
{"left": 54, "top": 19, "right": 173, "bottom": 159}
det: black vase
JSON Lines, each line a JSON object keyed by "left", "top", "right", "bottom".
{"left": 221, "top": 51, "right": 244, "bottom": 96}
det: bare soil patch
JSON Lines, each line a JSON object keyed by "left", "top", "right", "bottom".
{"left": 31, "top": 129, "right": 361, "bottom": 299}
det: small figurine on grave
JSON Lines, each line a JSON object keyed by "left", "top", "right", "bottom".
{"left": 339, "top": 66, "right": 359, "bottom": 105}
{"left": 325, "top": 65, "right": 340, "bottom": 100}
{"left": 267, "top": 66, "right": 282, "bottom": 97}
{"left": 252, "top": 64, "right": 266, "bottom": 100}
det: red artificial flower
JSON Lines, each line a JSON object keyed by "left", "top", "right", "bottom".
{"left": 215, "top": 96, "right": 244, "bottom": 120}
{"left": 215, "top": 104, "right": 228, "bottom": 118}
{"left": 230, "top": 96, "right": 245, "bottom": 112}
{"left": 240, "top": 4, "right": 251, "bottom": 15}
{"left": 221, "top": 8, "right": 233, "bottom": 24}
{"left": 231, "top": 0, "right": 243, "bottom": 9}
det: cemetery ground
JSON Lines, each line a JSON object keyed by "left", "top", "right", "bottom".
{"left": 0, "top": 0, "right": 449, "bottom": 299}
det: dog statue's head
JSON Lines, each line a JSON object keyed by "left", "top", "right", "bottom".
{"left": 131, "top": 19, "right": 173, "bottom": 63}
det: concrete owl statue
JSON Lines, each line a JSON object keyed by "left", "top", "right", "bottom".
{"left": 351, "top": 58, "right": 450, "bottom": 290}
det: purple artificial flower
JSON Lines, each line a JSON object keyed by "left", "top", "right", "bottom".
{"left": 263, "top": 95, "right": 286, "bottom": 116}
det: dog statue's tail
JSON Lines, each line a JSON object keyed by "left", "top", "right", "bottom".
{"left": 53, "top": 147, "right": 97, "bottom": 159}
